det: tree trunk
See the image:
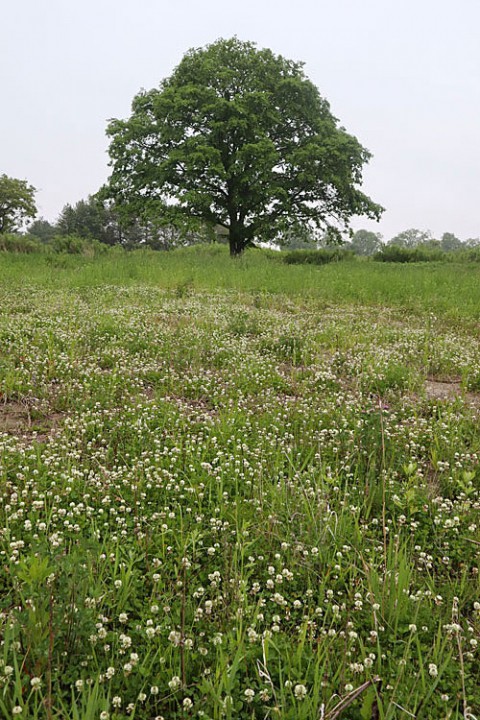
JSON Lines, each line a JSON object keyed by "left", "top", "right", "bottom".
{"left": 228, "top": 213, "right": 245, "bottom": 257}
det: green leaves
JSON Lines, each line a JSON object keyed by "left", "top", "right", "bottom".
{"left": 0, "top": 174, "right": 37, "bottom": 234}
{"left": 105, "top": 38, "right": 383, "bottom": 254}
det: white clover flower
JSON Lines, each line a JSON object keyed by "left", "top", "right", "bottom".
{"left": 350, "top": 662, "right": 364, "bottom": 673}
{"left": 150, "top": 685, "right": 159, "bottom": 695}
{"left": 112, "top": 696, "right": 122, "bottom": 708}
{"left": 119, "top": 612, "right": 128, "bottom": 624}
{"left": 30, "top": 676, "right": 42, "bottom": 690}
{"left": 12, "top": 707, "right": 23, "bottom": 716}
{"left": 168, "top": 630, "right": 182, "bottom": 646}
{"left": 119, "top": 633, "right": 132, "bottom": 649}
{"left": 183, "top": 697, "right": 193, "bottom": 709}
{"left": 244, "top": 688, "right": 255, "bottom": 703}
{"left": 428, "top": 664, "right": 438, "bottom": 678}
{"left": 75, "top": 679, "right": 84, "bottom": 690}
{"left": 168, "top": 676, "right": 181, "bottom": 690}
{"left": 294, "top": 684, "right": 307, "bottom": 700}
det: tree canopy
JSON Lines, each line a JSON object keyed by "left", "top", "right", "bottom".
{"left": 388, "top": 228, "right": 432, "bottom": 248}
{"left": 0, "top": 174, "right": 37, "bottom": 234}
{"left": 349, "top": 229, "right": 383, "bottom": 256}
{"left": 104, "top": 38, "right": 383, "bottom": 256}
{"left": 56, "top": 196, "right": 120, "bottom": 245}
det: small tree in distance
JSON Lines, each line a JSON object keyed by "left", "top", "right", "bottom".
{"left": 28, "top": 217, "right": 57, "bottom": 242}
{"left": 440, "top": 232, "right": 462, "bottom": 252}
{"left": 104, "top": 38, "right": 383, "bottom": 256}
{"left": 0, "top": 174, "right": 37, "bottom": 233}
{"left": 349, "top": 229, "right": 383, "bottom": 255}
{"left": 388, "top": 228, "right": 432, "bottom": 248}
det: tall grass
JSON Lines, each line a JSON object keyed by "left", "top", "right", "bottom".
{"left": 1, "top": 245, "right": 480, "bottom": 322}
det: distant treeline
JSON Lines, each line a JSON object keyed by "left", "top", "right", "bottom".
{"left": 23, "top": 195, "right": 215, "bottom": 251}
{"left": 284, "top": 227, "right": 480, "bottom": 263}
{"left": 1, "top": 192, "right": 479, "bottom": 262}
{"left": 344, "top": 228, "right": 480, "bottom": 258}
{"left": 4, "top": 233, "right": 480, "bottom": 267}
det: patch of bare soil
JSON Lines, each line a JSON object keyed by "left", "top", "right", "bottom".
{"left": 0, "top": 397, "right": 64, "bottom": 442}
{"left": 425, "top": 379, "right": 480, "bottom": 408}
{"left": 142, "top": 385, "right": 156, "bottom": 401}
{"left": 170, "top": 395, "right": 219, "bottom": 421}
{"left": 425, "top": 379, "right": 462, "bottom": 401}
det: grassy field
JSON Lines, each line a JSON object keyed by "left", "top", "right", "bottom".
{"left": 0, "top": 248, "right": 479, "bottom": 719}
{"left": 3, "top": 246, "right": 480, "bottom": 322}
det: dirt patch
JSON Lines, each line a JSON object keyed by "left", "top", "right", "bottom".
{"left": 142, "top": 385, "right": 156, "bottom": 401}
{"left": 0, "top": 398, "right": 65, "bottom": 442}
{"left": 425, "top": 379, "right": 480, "bottom": 408}
{"left": 425, "top": 379, "right": 462, "bottom": 401}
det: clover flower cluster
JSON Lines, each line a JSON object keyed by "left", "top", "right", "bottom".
{"left": 0, "top": 287, "right": 479, "bottom": 717}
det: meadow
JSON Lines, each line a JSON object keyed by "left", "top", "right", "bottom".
{"left": 0, "top": 247, "right": 479, "bottom": 719}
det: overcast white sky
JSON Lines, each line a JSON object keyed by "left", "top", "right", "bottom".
{"left": 2, "top": 0, "right": 479, "bottom": 241}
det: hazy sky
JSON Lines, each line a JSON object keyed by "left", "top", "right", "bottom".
{"left": 2, "top": 0, "right": 479, "bottom": 241}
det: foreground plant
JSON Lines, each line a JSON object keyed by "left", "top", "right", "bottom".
{"left": 0, "top": 285, "right": 479, "bottom": 718}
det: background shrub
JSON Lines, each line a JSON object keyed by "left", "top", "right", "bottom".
{"left": 282, "top": 248, "right": 353, "bottom": 265}
{"left": 49, "top": 234, "right": 108, "bottom": 256}
{"left": 0, "top": 233, "right": 43, "bottom": 253}
{"left": 374, "top": 244, "right": 446, "bottom": 263}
